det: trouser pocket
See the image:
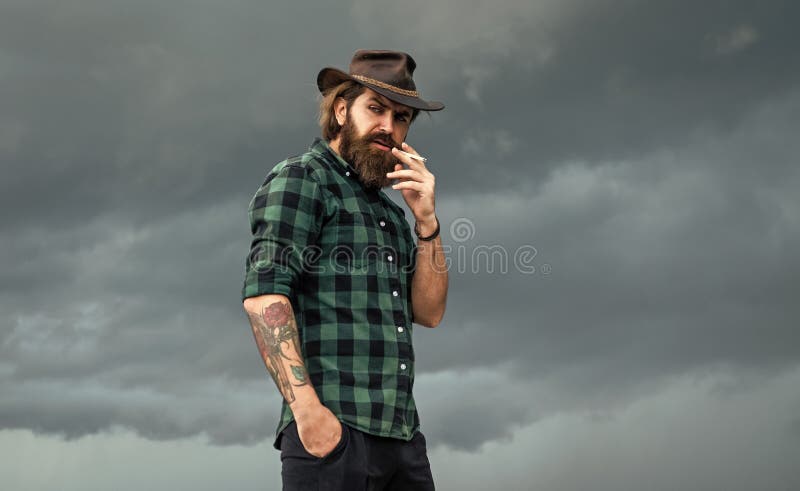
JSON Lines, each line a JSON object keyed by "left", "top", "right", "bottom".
{"left": 280, "top": 421, "right": 349, "bottom": 461}
{"left": 280, "top": 422, "right": 366, "bottom": 491}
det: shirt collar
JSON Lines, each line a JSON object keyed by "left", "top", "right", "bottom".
{"left": 310, "top": 138, "right": 357, "bottom": 176}
{"left": 310, "top": 138, "right": 403, "bottom": 211}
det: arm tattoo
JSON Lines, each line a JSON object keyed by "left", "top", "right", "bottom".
{"left": 291, "top": 365, "right": 307, "bottom": 383}
{"left": 246, "top": 301, "right": 309, "bottom": 404}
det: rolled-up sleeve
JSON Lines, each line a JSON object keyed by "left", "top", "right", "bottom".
{"left": 242, "top": 163, "right": 323, "bottom": 301}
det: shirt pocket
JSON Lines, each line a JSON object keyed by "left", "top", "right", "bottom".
{"left": 328, "top": 210, "right": 381, "bottom": 269}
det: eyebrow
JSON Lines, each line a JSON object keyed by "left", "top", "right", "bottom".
{"left": 369, "top": 97, "right": 412, "bottom": 120}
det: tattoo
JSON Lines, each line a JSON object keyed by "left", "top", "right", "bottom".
{"left": 291, "top": 365, "right": 307, "bottom": 385}
{"left": 246, "top": 301, "right": 309, "bottom": 403}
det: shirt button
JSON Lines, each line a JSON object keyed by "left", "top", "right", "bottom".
{"left": 379, "top": 220, "right": 386, "bottom": 227}
{"left": 397, "top": 326, "right": 404, "bottom": 333}
{"left": 387, "top": 255, "right": 393, "bottom": 262}
{"left": 400, "top": 363, "right": 407, "bottom": 370}
{"left": 345, "top": 171, "right": 350, "bottom": 176}
{"left": 392, "top": 290, "right": 399, "bottom": 297}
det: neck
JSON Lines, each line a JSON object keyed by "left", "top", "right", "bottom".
{"left": 328, "top": 137, "right": 342, "bottom": 157}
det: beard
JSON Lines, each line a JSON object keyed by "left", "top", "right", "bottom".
{"left": 338, "top": 117, "right": 401, "bottom": 190}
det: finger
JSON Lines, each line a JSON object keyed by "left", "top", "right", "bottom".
{"left": 391, "top": 146, "right": 425, "bottom": 169}
{"left": 392, "top": 181, "right": 428, "bottom": 192}
{"left": 390, "top": 156, "right": 431, "bottom": 179}
{"left": 386, "top": 169, "right": 424, "bottom": 180}
{"left": 388, "top": 165, "right": 411, "bottom": 186}
{"left": 401, "top": 141, "right": 419, "bottom": 155}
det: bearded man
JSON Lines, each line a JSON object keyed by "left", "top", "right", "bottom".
{"left": 242, "top": 50, "right": 448, "bottom": 490}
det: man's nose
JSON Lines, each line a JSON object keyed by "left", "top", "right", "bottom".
{"left": 378, "top": 113, "right": 394, "bottom": 134}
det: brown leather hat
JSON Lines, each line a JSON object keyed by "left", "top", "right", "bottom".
{"left": 317, "top": 49, "right": 445, "bottom": 111}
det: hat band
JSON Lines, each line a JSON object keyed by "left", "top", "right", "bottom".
{"left": 352, "top": 74, "right": 419, "bottom": 98}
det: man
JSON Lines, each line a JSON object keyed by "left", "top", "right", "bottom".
{"left": 241, "top": 50, "right": 448, "bottom": 490}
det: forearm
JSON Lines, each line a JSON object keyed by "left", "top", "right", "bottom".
{"left": 242, "top": 295, "right": 322, "bottom": 415}
{"left": 411, "top": 216, "right": 448, "bottom": 327}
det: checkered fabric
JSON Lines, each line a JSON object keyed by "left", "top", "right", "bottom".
{"left": 242, "top": 138, "right": 419, "bottom": 445}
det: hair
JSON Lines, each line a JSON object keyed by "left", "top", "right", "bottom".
{"left": 319, "top": 80, "right": 366, "bottom": 141}
{"left": 318, "top": 80, "right": 421, "bottom": 141}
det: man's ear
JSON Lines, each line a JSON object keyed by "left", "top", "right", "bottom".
{"left": 334, "top": 97, "right": 347, "bottom": 126}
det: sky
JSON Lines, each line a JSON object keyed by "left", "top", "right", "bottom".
{"left": 2, "top": 0, "right": 799, "bottom": 489}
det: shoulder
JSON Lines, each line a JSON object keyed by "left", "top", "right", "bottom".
{"left": 248, "top": 150, "right": 338, "bottom": 214}
{"left": 260, "top": 149, "right": 336, "bottom": 188}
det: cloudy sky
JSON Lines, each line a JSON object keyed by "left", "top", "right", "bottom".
{"left": 2, "top": 0, "right": 799, "bottom": 489}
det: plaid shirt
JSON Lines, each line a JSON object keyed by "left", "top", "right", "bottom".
{"left": 242, "top": 138, "right": 419, "bottom": 445}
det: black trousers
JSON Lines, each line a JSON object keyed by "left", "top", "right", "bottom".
{"left": 278, "top": 421, "right": 435, "bottom": 491}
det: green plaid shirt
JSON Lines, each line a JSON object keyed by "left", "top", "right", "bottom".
{"left": 242, "top": 138, "right": 419, "bottom": 445}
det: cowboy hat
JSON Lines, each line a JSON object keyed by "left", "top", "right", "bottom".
{"left": 317, "top": 49, "right": 445, "bottom": 111}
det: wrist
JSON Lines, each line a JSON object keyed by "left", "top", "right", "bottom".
{"left": 289, "top": 391, "right": 323, "bottom": 421}
{"left": 414, "top": 215, "right": 440, "bottom": 241}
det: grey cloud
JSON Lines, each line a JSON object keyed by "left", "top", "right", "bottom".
{"left": 415, "top": 368, "right": 539, "bottom": 451}
{"left": 1, "top": 367, "right": 278, "bottom": 445}
{"left": 427, "top": 367, "right": 800, "bottom": 491}
{"left": 409, "top": 0, "right": 800, "bottom": 194}
{"left": 3, "top": 367, "right": 798, "bottom": 491}
{"left": 407, "top": 89, "right": 800, "bottom": 448}
{"left": 0, "top": 0, "right": 353, "bottom": 232}
{"left": 710, "top": 24, "right": 760, "bottom": 55}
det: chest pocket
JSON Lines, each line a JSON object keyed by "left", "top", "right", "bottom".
{"left": 327, "top": 210, "right": 383, "bottom": 267}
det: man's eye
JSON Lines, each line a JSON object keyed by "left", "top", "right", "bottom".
{"left": 369, "top": 106, "right": 382, "bottom": 113}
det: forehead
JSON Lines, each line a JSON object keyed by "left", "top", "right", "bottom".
{"left": 357, "top": 88, "right": 412, "bottom": 114}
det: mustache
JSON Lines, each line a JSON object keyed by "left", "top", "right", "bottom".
{"left": 370, "top": 133, "right": 400, "bottom": 149}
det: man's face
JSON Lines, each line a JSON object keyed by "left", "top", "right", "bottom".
{"left": 337, "top": 89, "right": 413, "bottom": 190}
